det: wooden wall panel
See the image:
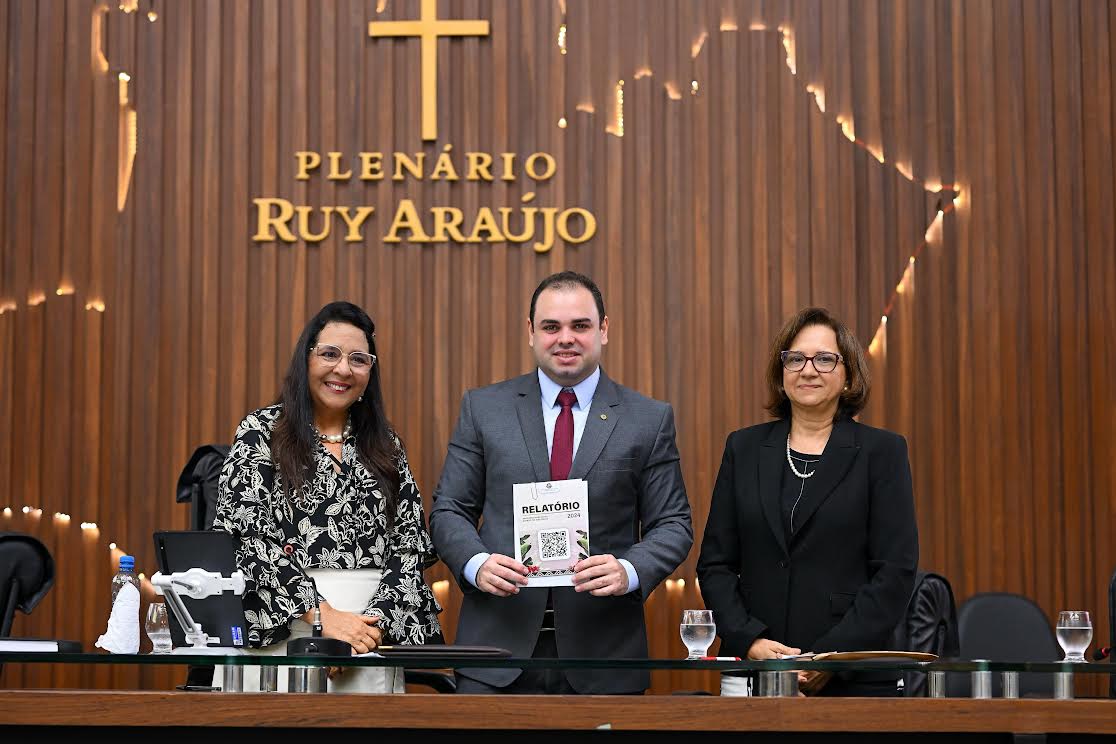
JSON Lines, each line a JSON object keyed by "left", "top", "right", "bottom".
{"left": 0, "top": 0, "right": 1113, "bottom": 697}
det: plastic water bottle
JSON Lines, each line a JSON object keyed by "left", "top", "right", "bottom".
{"left": 111, "top": 555, "right": 140, "bottom": 604}
{"left": 96, "top": 554, "right": 141, "bottom": 654}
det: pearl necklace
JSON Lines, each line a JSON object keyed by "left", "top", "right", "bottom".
{"left": 787, "top": 440, "right": 821, "bottom": 533}
{"left": 786, "top": 437, "right": 817, "bottom": 479}
{"left": 314, "top": 420, "right": 352, "bottom": 444}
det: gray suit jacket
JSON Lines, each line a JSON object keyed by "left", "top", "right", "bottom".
{"left": 429, "top": 370, "right": 693, "bottom": 693}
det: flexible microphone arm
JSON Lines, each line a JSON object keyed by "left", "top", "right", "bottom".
{"left": 150, "top": 569, "right": 246, "bottom": 654}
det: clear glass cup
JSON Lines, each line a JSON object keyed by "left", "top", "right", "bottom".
{"left": 1056, "top": 610, "right": 1092, "bottom": 662}
{"left": 679, "top": 609, "right": 715, "bottom": 659}
{"left": 145, "top": 601, "right": 173, "bottom": 654}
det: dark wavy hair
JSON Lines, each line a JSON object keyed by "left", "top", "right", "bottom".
{"left": 271, "top": 301, "right": 400, "bottom": 527}
{"left": 764, "top": 306, "right": 871, "bottom": 420}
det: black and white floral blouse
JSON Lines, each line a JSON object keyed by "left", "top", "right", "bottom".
{"left": 213, "top": 404, "right": 442, "bottom": 648}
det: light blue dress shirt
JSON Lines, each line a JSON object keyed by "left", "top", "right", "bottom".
{"left": 464, "top": 366, "right": 640, "bottom": 593}
{"left": 538, "top": 365, "right": 599, "bottom": 459}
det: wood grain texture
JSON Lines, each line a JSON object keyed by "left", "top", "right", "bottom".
{"left": 2, "top": 689, "right": 1116, "bottom": 732}
{"left": 0, "top": 0, "right": 1113, "bottom": 697}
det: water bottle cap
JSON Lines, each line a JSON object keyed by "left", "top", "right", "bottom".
{"left": 119, "top": 555, "right": 135, "bottom": 571}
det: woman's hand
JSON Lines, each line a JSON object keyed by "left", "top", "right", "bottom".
{"left": 746, "top": 638, "right": 802, "bottom": 660}
{"left": 302, "top": 602, "right": 383, "bottom": 654}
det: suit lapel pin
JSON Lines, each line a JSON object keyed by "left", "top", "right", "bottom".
{"left": 600, "top": 414, "right": 608, "bottom": 420}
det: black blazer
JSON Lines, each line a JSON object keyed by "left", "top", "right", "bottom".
{"left": 697, "top": 417, "right": 918, "bottom": 657}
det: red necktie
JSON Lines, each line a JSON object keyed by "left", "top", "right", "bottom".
{"left": 549, "top": 389, "right": 578, "bottom": 481}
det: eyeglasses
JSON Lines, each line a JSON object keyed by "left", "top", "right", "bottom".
{"left": 311, "top": 344, "right": 376, "bottom": 372}
{"left": 780, "top": 350, "right": 843, "bottom": 373}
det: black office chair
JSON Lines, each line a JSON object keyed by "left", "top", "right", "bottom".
{"left": 176, "top": 444, "right": 230, "bottom": 531}
{"left": 890, "top": 570, "right": 960, "bottom": 696}
{"left": 174, "top": 443, "right": 455, "bottom": 692}
{"left": 945, "top": 592, "right": 1060, "bottom": 697}
{"left": 0, "top": 532, "right": 57, "bottom": 675}
{"left": 1108, "top": 567, "right": 1116, "bottom": 698}
{"left": 0, "top": 532, "right": 55, "bottom": 636}
{"left": 173, "top": 445, "right": 230, "bottom": 687}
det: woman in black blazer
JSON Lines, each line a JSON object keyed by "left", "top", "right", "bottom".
{"left": 697, "top": 307, "right": 918, "bottom": 696}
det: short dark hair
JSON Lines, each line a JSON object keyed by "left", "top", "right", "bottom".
{"left": 528, "top": 271, "right": 606, "bottom": 325}
{"left": 764, "top": 307, "right": 871, "bottom": 420}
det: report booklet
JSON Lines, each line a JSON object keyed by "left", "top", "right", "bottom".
{"left": 512, "top": 479, "right": 590, "bottom": 587}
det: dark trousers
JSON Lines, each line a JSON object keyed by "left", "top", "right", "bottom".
{"left": 455, "top": 630, "right": 576, "bottom": 695}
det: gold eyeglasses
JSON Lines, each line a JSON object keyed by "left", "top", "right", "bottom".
{"left": 311, "top": 344, "right": 376, "bottom": 372}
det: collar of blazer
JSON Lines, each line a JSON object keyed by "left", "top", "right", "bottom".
{"left": 514, "top": 369, "right": 621, "bottom": 483}
{"left": 758, "top": 417, "right": 860, "bottom": 555}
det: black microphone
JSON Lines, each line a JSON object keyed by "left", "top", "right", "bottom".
{"left": 1093, "top": 646, "right": 1111, "bottom": 661}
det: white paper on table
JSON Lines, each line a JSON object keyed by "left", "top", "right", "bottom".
{"left": 512, "top": 479, "right": 589, "bottom": 587}
{"left": 95, "top": 582, "right": 141, "bottom": 654}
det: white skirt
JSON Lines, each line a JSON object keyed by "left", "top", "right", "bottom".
{"left": 237, "top": 568, "right": 403, "bottom": 694}
{"left": 720, "top": 673, "right": 754, "bottom": 696}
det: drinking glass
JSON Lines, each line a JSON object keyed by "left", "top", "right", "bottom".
{"left": 679, "top": 609, "right": 715, "bottom": 659}
{"left": 145, "top": 601, "right": 173, "bottom": 654}
{"left": 1056, "top": 610, "right": 1092, "bottom": 663}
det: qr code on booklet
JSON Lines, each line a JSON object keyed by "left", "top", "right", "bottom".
{"left": 538, "top": 528, "right": 570, "bottom": 561}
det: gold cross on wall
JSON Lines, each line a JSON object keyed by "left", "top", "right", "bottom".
{"left": 369, "top": 0, "right": 490, "bottom": 141}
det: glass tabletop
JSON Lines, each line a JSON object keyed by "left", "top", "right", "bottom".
{"left": 2, "top": 652, "right": 1116, "bottom": 674}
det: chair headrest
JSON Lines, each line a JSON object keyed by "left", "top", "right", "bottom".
{"left": 175, "top": 444, "right": 230, "bottom": 503}
{"left": 957, "top": 592, "right": 1060, "bottom": 661}
{"left": 0, "top": 532, "right": 55, "bottom": 613}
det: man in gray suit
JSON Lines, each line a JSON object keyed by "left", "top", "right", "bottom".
{"left": 430, "top": 271, "right": 693, "bottom": 694}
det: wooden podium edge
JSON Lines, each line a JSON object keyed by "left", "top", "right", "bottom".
{"left": 1, "top": 690, "right": 1114, "bottom": 733}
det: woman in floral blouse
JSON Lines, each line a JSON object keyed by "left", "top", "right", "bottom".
{"left": 214, "top": 301, "right": 441, "bottom": 692}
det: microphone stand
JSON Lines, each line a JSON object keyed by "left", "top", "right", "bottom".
{"left": 286, "top": 604, "right": 352, "bottom": 692}
{"left": 150, "top": 568, "right": 247, "bottom": 656}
